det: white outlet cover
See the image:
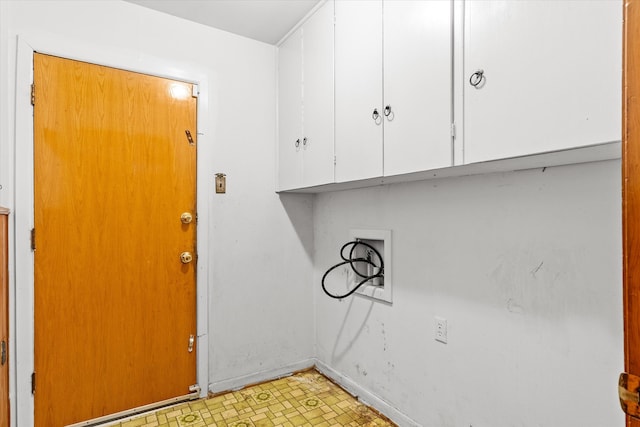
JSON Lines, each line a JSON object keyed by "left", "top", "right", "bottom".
{"left": 435, "top": 316, "right": 448, "bottom": 344}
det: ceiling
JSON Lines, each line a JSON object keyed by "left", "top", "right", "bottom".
{"left": 125, "top": 0, "right": 321, "bottom": 45}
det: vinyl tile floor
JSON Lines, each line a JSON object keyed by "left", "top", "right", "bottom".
{"left": 116, "top": 370, "right": 396, "bottom": 427}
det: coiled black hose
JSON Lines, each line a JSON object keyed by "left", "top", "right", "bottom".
{"left": 321, "top": 240, "right": 384, "bottom": 299}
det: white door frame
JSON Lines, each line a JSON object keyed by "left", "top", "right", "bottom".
{"left": 13, "top": 33, "right": 210, "bottom": 426}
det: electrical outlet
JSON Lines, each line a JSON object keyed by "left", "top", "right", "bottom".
{"left": 435, "top": 316, "right": 447, "bottom": 344}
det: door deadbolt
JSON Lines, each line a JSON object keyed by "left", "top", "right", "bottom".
{"left": 181, "top": 212, "right": 193, "bottom": 224}
{"left": 180, "top": 252, "right": 193, "bottom": 264}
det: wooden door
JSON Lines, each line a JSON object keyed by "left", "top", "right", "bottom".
{"left": 33, "top": 54, "right": 197, "bottom": 427}
{"left": 623, "top": 0, "right": 640, "bottom": 426}
{"left": 0, "top": 208, "right": 8, "bottom": 427}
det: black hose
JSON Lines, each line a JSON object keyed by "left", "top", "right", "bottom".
{"left": 321, "top": 240, "right": 384, "bottom": 299}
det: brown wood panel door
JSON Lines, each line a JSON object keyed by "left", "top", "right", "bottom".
{"left": 0, "top": 208, "right": 9, "bottom": 427}
{"left": 33, "top": 54, "right": 197, "bottom": 426}
{"left": 624, "top": 0, "right": 640, "bottom": 426}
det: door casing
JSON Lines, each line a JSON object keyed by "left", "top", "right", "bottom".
{"left": 12, "top": 33, "right": 211, "bottom": 427}
{"left": 624, "top": 1, "right": 640, "bottom": 425}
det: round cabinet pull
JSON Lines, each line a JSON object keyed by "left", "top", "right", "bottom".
{"left": 180, "top": 212, "right": 193, "bottom": 224}
{"left": 469, "top": 69, "right": 485, "bottom": 88}
{"left": 295, "top": 138, "right": 300, "bottom": 148}
{"left": 180, "top": 252, "right": 193, "bottom": 264}
{"left": 372, "top": 108, "right": 380, "bottom": 121}
{"left": 384, "top": 105, "right": 392, "bottom": 117}
{"left": 303, "top": 137, "right": 308, "bottom": 146}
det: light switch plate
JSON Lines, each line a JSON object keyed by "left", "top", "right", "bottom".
{"left": 215, "top": 173, "right": 226, "bottom": 193}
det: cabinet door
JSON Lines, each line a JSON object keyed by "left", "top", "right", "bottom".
{"left": 383, "top": 0, "right": 452, "bottom": 176}
{"left": 278, "top": 27, "right": 303, "bottom": 191}
{"left": 302, "top": 1, "right": 335, "bottom": 187}
{"left": 335, "top": 0, "right": 383, "bottom": 182}
{"left": 464, "top": 1, "right": 622, "bottom": 164}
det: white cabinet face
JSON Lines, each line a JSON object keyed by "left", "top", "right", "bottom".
{"left": 383, "top": 0, "right": 453, "bottom": 176}
{"left": 278, "top": 28, "right": 303, "bottom": 191}
{"left": 335, "top": 0, "right": 384, "bottom": 183}
{"left": 302, "top": 1, "right": 335, "bottom": 187}
{"left": 279, "top": 0, "right": 621, "bottom": 193}
{"left": 278, "top": 3, "right": 334, "bottom": 191}
{"left": 464, "top": 1, "right": 622, "bottom": 164}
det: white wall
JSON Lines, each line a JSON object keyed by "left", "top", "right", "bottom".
{"left": 0, "top": 2, "right": 625, "bottom": 427}
{"left": 314, "top": 160, "right": 623, "bottom": 427}
{"left": 0, "top": 0, "right": 9, "bottom": 202}
{"left": 0, "top": 1, "right": 314, "bottom": 423}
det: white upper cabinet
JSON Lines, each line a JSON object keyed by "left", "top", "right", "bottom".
{"left": 383, "top": 0, "right": 452, "bottom": 176}
{"left": 334, "top": 0, "right": 453, "bottom": 182}
{"left": 278, "top": 27, "right": 303, "bottom": 191}
{"left": 335, "top": 0, "right": 383, "bottom": 183}
{"left": 277, "top": 0, "right": 622, "bottom": 193}
{"left": 463, "top": 1, "right": 622, "bottom": 164}
{"left": 277, "top": 1, "right": 334, "bottom": 191}
{"left": 301, "top": 1, "right": 335, "bottom": 187}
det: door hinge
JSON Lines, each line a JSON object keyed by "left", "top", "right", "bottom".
{"left": 1, "top": 340, "right": 7, "bottom": 366}
{"left": 451, "top": 123, "right": 456, "bottom": 139}
{"left": 31, "top": 84, "right": 36, "bottom": 106}
{"left": 30, "top": 228, "right": 36, "bottom": 251}
{"left": 31, "top": 372, "right": 36, "bottom": 394}
{"left": 334, "top": 156, "right": 337, "bottom": 166}
{"left": 620, "top": 372, "right": 640, "bottom": 419}
{"left": 192, "top": 84, "right": 199, "bottom": 98}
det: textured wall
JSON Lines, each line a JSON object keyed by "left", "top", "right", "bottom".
{"left": 314, "top": 160, "right": 623, "bottom": 427}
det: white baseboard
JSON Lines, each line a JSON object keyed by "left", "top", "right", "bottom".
{"left": 209, "top": 358, "right": 419, "bottom": 427}
{"left": 314, "top": 360, "right": 420, "bottom": 427}
{"left": 208, "top": 358, "right": 315, "bottom": 393}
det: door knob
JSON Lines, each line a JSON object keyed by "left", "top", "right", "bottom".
{"left": 180, "top": 252, "right": 193, "bottom": 264}
{"left": 180, "top": 212, "right": 193, "bottom": 224}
